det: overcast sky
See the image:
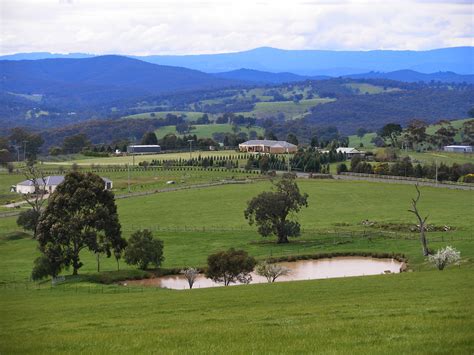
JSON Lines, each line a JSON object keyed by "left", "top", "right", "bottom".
{"left": 1, "top": 0, "right": 472, "bottom": 55}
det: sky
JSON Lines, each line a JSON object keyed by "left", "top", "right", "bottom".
{"left": 0, "top": 0, "right": 473, "bottom": 55}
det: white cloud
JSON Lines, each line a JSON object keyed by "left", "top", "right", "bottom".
{"left": 0, "top": 0, "right": 472, "bottom": 55}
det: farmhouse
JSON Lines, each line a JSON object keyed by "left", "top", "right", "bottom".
{"left": 13, "top": 176, "right": 113, "bottom": 194}
{"left": 336, "top": 147, "right": 365, "bottom": 158}
{"left": 443, "top": 145, "right": 472, "bottom": 153}
{"left": 127, "top": 145, "right": 161, "bottom": 154}
{"left": 238, "top": 140, "right": 297, "bottom": 154}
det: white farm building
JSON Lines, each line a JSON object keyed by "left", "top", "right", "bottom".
{"left": 443, "top": 145, "right": 472, "bottom": 153}
{"left": 335, "top": 147, "right": 365, "bottom": 158}
{"left": 238, "top": 140, "right": 297, "bottom": 154}
{"left": 13, "top": 176, "right": 113, "bottom": 194}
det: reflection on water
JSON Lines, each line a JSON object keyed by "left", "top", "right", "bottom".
{"left": 126, "top": 257, "right": 403, "bottom": 290}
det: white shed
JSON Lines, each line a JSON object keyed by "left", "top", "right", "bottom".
{"left": 14, "top": 176, "right": 113, "bottom": 194}
{"left": 443, "top": 145, "right": 472, "bottom": 153}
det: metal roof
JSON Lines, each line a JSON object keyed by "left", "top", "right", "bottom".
{"left": 17, "top": 176, "right": 112, "bottom": 186}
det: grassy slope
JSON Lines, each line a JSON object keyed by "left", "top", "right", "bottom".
{"left": 124, "top": 111, "right": 211, "bottom": 121}
{"left": 344, "top": 83, "right": 401, "bottom": 95}
{"left": 155, "top": 124, "right": 265, "bottom": 139}
{"left": 44, "top": 150, "right": 244, "bottom": 166}
{"left": 348, "top": 118, "right": 471, "bottom": 150}
{"left": 0, "top": 178, "right": 473, "bottom": 353}
{"left": 1, "top": 269, "right": 472, "bottom": 353}
{"left": 238, "top": 98, "right": 335, "bottom": 120}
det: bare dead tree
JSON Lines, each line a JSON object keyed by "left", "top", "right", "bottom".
{"left": 180, "top": 267, "right": 199, "bottom": 289}
{"left": 255, "top": 262, "right": 291, "bottom": 283}
{"left": 20, "top": 163, "right": 48, "bottom": 239}
{"left": 408, "top": 184, "right": 430, "bottom": 256}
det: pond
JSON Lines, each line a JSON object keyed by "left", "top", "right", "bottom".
{"left": 125, "top": 257, "right": 404, "bottom": 290}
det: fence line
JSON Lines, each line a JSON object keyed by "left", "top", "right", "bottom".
{"left": 338, "top": 172, "right": 474, "bottom": 189}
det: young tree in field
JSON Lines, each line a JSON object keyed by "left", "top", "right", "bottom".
{"left": 16, "top": 164, "right": 48, "bottom": 239}
{"left": 255, "top": 262, "right": 291, "bottom": 283}
{"left": 428, "top": 246, "right": 461, "bottom": 270}
{"left": 36, "top": 172, "right": 125, "bottom": 275}
{"left": 124, "top": 229, "right": 164, "bottom": 270}
{"left": 31, "top": 255, "right": 62, "bottom": 281}
{"left": 244, "top": 174, "right": 308, "bottom": 244}
{"left": 205, "top": 248, "right": 256, "bottom": 286}
{"left": 408, "top": 184, "right": 430, "bottom": 256}
{"left": 180, "top": 267, "right": 199, "bottom": 289}
{"left": 380, "top": 123, "right": 402, "bottom": 147}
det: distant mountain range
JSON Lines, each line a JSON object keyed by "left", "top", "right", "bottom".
{"left": 214, "top": 68, "right": 474, "bottom": 84}
{"left": 1, "top": 46, "right": 472, "bottom": 76}
{"left": 0, "top": 55, "right": 237, "bottom": 104}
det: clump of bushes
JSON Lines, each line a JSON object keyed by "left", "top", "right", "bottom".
{"left": 124, "top": 229, "right": 164, "bottom": 270}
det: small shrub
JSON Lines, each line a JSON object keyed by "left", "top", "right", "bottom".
{"left": 428, "top": 246, "right": 461, "bottom": 270}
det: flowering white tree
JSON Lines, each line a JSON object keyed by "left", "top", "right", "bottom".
{"left": 180, "top": 267, "right": 199, "bottom": 289}
{"left": 428, "top": 246, "right": 461, "bottom": 270}
{"left": 255, "top": 262, "right": 291, "bottom": 283}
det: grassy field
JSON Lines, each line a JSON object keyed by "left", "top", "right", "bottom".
{"left": 1, "top": 179, "right": 472, "bottom": 280}
{"left": 124, "top": 111, "right": 212, "bottom": 121}
{"left": 344, "top": 83, "right": 401, "bottom": 95}
{"left": 238, "top": 98, "right": 335, "bottom": 120}
{"left": 155, "top": 123, "right": 265, "bottom": 139}
{"left": 400, "top": 150, "right": 474, "bottom": 165}
{"left": 1, "top": 177, "right": 473, "bottom": 353}
{"left": 348, "top": 132, "right": 377, "bottom": 148}
{"left": 44, "top": 150, "right": 245, "bottom": 166}
{"left": 1, "top": 268, "right": 472, "bottom": 353}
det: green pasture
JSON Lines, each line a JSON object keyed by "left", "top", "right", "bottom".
{"left": 123, "top": 111, "right": 211, "bottom": 121}
{"left": 348, "top": 132, "right": 377, "bottom": 148}
{"left": 155, "top": 123, "right": 264, "bottom": 139}
{"left": 238, "top": 98, "right": 335, "bottom": 120}
{"left": 1, "top": 268, "right": 472, "bottom": 354}
{"left": 401, "top": 150, "right": 474, "bottom": 165}
{"left": 1, "top": 179, "right": 472, "bottom": 283}
{"left": 344, "top": 83, "right": 401, "bottom": 95}
{"left": 44, "top": 150, "right": 244, "bottom": 166}
{"left": 0, "top": 178, "right": 473, "bottom": 353}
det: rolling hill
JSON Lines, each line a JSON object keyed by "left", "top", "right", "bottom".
{"left": 0, "top": 55, "right": 240, "bottom": 105}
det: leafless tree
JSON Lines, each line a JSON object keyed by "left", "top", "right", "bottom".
{"left": 408, "top": 184, "right": 430, "bottom": 256}
{"left": 255, "top": 262, "right": 291, "bottom": 283}
{"left": 18, "top": 163, "right": 48, "bottom": 239}
{"left": 180, "top": 267, "right": 199, "bottom": 289}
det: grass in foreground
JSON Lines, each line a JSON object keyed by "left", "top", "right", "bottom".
{"left": 0, "top": 268, "right": 472, "bottom": 353}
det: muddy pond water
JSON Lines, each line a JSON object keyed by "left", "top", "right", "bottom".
{"left": 125, "top": 257, "right": 403, "bottom": 290}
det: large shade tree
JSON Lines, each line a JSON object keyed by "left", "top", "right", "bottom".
{"left": 36, "top": 172, "right": 126, "bottom": 275}
{"left": 244, "top": 174, "right": 308, "bottom": 244}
